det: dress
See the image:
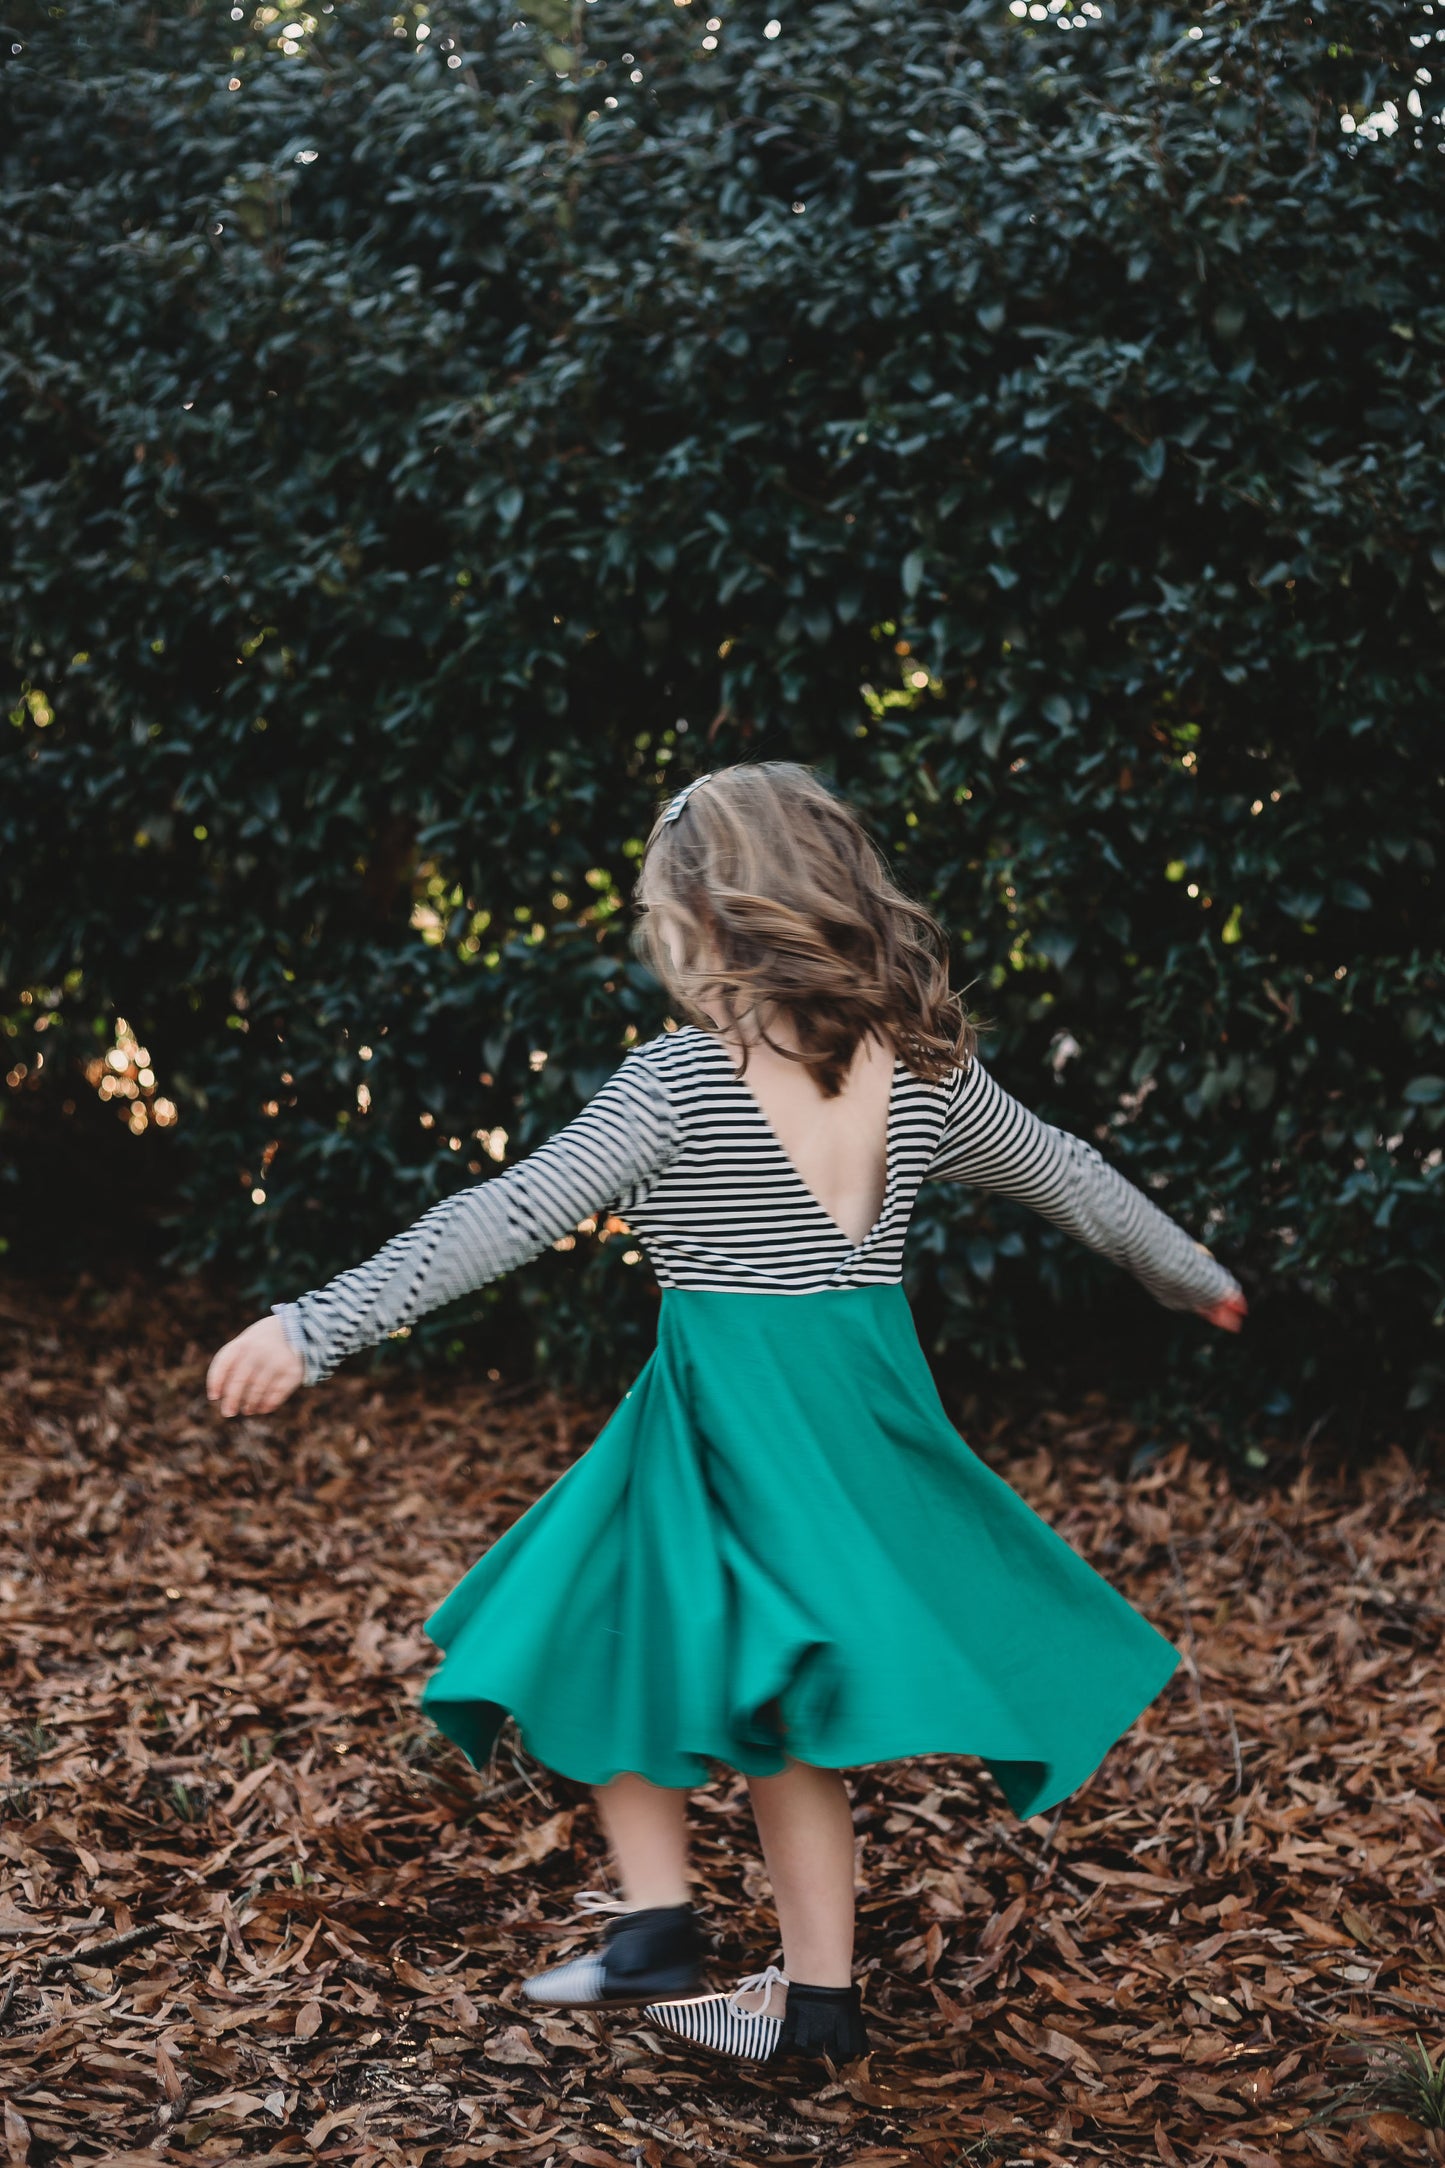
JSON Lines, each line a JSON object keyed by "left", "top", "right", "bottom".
{"left": 278, "top": 1028, "right": 1238, "bottom": 1818}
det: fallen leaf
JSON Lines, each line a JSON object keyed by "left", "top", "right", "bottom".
{"left": 536, "top": 2013, "right": 595, "bottom": 2051}
{"left": 1154, "top": 2118, "right": 1185, "bottom": 2168}
{"left": 1338, "top": 1905, "right": 1378, "bottom": 1948}
{"left": 485, "top": 2024, "right": 548, "bottom": 2066}
{"left": 4, "top": 2103, "right": 31, "bottom": 2166}
{"left": 1367, "top": 2113, "right": 1431, "bottom": 2153}
{"left": 306, "top": 2102, "right": 368, "bottom": 2147}
{"left": 155, "top": 2038, "right": 184, "bottom": 2101}
{"left": 492, "top": 1809, "right": 575, "bottom": 1874}
{"left": 223, "top": 1757, "right": 279, "bottom": 1819}
{"left": 976, "top": 1893, "right": 1028, "bottom": 1952}
{"left": 1037, "top": 2025, "right": 1101, "bottom": 2072}
{"left": 1286, "top": 1908, "right": 1353, "bottom": 1947}
{"left": 1071, "top": 1863, "right": 1190, "bottom": 1896}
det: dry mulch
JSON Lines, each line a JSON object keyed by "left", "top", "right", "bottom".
{"left": 2, "top": 1278, "right": 1443, "bottom": 2168}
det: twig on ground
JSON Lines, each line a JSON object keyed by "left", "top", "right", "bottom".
{"left": 37, "top": 1919, "right": 169, "bottom": 1978}
{"left": 982, "top": 1817, "right": 1094, "bottom": 1900}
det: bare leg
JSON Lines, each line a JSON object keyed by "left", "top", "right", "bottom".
{"left": 593, "top": 1773, "right": 690, "bottom": 1909}
{"left": 746, "top": 1759, "right": 855, "bottom": 2004}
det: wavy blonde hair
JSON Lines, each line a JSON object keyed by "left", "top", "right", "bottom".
{"left": 633, "top": 762, "right": 973, "bottom": 1096}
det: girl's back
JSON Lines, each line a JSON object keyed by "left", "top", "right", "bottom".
{"left": 726, "top": 1027, "right": 893, "bottom": 1249}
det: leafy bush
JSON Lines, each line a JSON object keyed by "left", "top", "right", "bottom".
{"left": 4, "top": 0, "right": 1443, "bottom": 1443}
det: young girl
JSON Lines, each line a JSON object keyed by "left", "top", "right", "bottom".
{"left": 208, "top": 763, "right": 1244, "bottom": 2069}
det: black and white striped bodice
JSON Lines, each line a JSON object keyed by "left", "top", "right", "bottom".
{"left": 613, "top": 1027, "right": 942, "bottom": 1293}
{"left": 278, "top": 1025, "right": 1238, "bottom": 1386}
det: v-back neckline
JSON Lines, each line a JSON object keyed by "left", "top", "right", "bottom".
{"left": 700, "top": 1029, "right": 900, "bottom": 1254}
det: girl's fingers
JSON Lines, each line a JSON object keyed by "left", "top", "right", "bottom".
{"left": 208, "top": 1323, "right": 301, "bottom": 1417}
{"left": 235, "top": 1362, "right": 280, "bottom": 1415}
{"left": 208, "top": 1341, "right": 244, "bottom": 1411}
{"left": 1202, "top": 1291, "right": 1248, "bottom": 1333}
{"left": 223, "top": 1368, "right": 273, "bottom": 1416}
{"left": 240, "top": 1368, "right": 287, "bottom": 1415}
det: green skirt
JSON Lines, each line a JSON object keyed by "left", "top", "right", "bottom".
{"left": 422, "top": 1286, "right": 1177, "bottom": 1819}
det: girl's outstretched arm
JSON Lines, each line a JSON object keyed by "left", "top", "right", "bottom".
{"left": 207, "top": 1050, "right": 679, "bottom": 1416}
{"left": 926, "top": 1058, "right": 1244, "bottom": 1321}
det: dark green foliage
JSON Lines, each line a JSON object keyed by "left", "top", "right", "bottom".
{"left": 3, "top": 0, "right": 1442, "bottom": 1441}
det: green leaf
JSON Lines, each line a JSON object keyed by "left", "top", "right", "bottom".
{"left": 1034, "top": 925, "right": 1078, "bottom": 971}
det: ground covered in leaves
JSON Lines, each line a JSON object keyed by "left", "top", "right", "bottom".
{"left": 2, "top": 1279, "right": 1444, "bottom": 2168}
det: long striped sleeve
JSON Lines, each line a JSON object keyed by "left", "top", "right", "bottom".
{"left": 275, "top": 1053, "right": 680, "bottom": 1385}
{"left": 926, "top": 1060, "right": 1239, "bottom": 1314}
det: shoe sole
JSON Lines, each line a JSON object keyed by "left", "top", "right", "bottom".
{"left": 643, "top": 2017, "right": 869, "bottom": 2068}
{"left": 523, "top": 1974, "right": 706, "bottom": 2012}
{"left": 647, "top": 2035, "right": 777, "bottom": 2065}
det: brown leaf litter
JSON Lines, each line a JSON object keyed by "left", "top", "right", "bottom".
{"left": 1, "top": 1278, "right": 1443, "bottom": 2167}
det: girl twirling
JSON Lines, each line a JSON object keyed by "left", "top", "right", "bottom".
{"left": 208, "top": 763, "right": 1244, "bottom": 2068}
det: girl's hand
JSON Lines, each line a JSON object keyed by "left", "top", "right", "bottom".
{"left": 1201, "top": 1290, "right": 1248, "bottom": 1334}
{"left": 207, "top": 1315, "right": 305, "bottom": 1417}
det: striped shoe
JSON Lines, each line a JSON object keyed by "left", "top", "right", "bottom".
{"left": 522, "top": 1894, "right": 706, "bottom": 2010}
{"left": 646, "top": 1968, "right": 869, "bottom": 2066}
{"left": 644, "top": 1964, "right": 789, "bottom": 2062}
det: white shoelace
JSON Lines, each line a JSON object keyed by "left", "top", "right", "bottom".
{"left": 573, "top": 1889, "right": 633, "bottom": 1918}
{"left": 727, "top": 1963, "right": 790, "bottom": 2018}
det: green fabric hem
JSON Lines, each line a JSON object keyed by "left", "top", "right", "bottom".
{"left": 421, "top": 1637, "right": 1180, "bottom": 1821}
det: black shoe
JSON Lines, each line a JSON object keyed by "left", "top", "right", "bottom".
{"left": 522, "top": 1895, "right": 706, "bottom": 2008}
{"left": 781, "top": 1980, "right": 869, "bottom": 2062}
